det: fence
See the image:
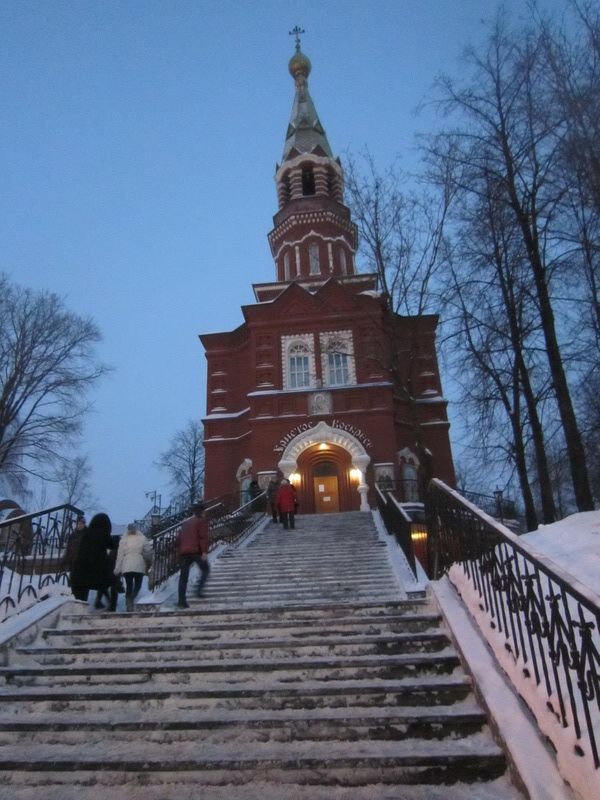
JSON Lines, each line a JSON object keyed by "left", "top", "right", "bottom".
{"left": 375, "top": 486, "right": 417, "bottom": 576}
{"left": 426, "top": 478, "right": 600, "bottom": 790}
{"left": 149, "top": 491, "right": 266, "bottom": 590}
{"left": 0, "top": 504, "right": 82, "bottom": 619}
{"left": 460, "top": 488, "right": 518, "bottom": 525}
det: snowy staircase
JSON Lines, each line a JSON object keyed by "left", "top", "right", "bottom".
{"left": 0, "top": 512, "right": 524, "bottom": 799}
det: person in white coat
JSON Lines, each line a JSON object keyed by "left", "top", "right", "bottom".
{"left": 115, "top": 523, "right": 153, "bottom": 612}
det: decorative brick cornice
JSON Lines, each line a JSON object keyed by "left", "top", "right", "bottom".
{"left": 269, "top": 212, "right": 358, "bottom": 249}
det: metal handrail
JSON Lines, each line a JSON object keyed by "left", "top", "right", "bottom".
{"left": 149, "top": 491, "right": 266, "bottom": 590}
{"left": 460, "top": 488, "right": 518, "bottom": 524}
{"left": 0, "top": 504, "right": 83, "bottom": 619}
{"left": 426, "top": 478, "right": 600, "bottom": 770}
{"left": 375, "top": 485, "right": 417, "bottom": 576}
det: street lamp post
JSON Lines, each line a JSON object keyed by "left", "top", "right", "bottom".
{"left": 493, "top": 487, "right": 504, "bottom": 523}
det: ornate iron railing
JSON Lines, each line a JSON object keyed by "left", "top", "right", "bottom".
{"left": 460, "top": 488, "right": 518, "bottom": 525}
{"left": 0, "top": 504, "right": 83, "bottom": 619}
{"left": 149, "top": 491, "right": 266, "bottom": 590}
{"left": 375, "top": 486, "right": 417, "bottom": 576}
{"left": 426, "top": 478, "right": 600, "bottom": 772}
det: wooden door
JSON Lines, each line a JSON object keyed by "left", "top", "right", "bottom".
{"left": 313, "top": 476, "right": 339, "bottom": 513}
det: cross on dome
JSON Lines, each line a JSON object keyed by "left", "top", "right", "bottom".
{"left": 288, "top": 25, "right": 305, "bottom": 53}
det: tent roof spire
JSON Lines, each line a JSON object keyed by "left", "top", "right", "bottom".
{"left": 282, "top": 28, "right": 333, "bottom": 162}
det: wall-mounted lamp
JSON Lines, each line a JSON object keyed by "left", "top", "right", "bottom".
{"left": 319, "top": 443, "right": 328, "bottom": 451}
{"left": 289, "top": 473, "right": 301, "bottom": 485}
{"left": 349, "top": 468, "right": 361, "bottom": 482}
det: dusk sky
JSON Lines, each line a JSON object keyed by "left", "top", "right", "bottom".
{"left": 2, "top": 0, "right": 568, "bottom": 522}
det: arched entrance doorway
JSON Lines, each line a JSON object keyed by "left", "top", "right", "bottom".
{"left": 295, "top": 444, "right": 354, "bottom": 514}
{"left": 277, "top": 420, "right": 370, "bottom": 512}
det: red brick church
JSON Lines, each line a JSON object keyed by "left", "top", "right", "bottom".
{"left": 200, "top": 40, "right": 454, "bottom": 513}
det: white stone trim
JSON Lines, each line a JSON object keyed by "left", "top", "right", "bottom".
{"left": 272, "top": 230, "right": 353, "bottom": 262}
{"left": 319, "top": 330, "right": 356, "bottom": 386}
{"left": 281, "top": 333, "right": 316, "bottom": 390}
{"left": 277, "top": 420, "right": 370, "bottom": 511}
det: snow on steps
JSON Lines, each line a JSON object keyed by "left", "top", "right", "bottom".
{"left": 0, "top": 511, "right": 524, "bottom": 799}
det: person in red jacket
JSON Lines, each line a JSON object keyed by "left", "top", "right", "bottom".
{"left": 175, "top": 502, "right": 210, "bottom": 609}
{"left": 277, "top": 479, "right": 297, "bottom": 530}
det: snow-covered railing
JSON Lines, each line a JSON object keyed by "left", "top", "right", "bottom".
{"left": 149, "top": 491, "right": 266, "bottom": 591}
{"left": 426, "top": 478, "right": 600, "bottom": 797}
{"left": 0, "top": 504, "right": 83, "bottom": 620}
{"left": 375, "top": 485, "right": 417, "bottom": 576}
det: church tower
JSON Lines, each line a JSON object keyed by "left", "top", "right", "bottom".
{"left": 253, "top": 36, "right": 376, "bottom": 303}
{"left": 268, "top": 39, "right": 356, "bottom": 284}
{"left": 200, "top": 40, "right": 454, "bottom": 512}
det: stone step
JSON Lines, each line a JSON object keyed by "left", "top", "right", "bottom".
{"left": 0, "top": 736, "right": 506, "bottom": 785}
{"left": 201, "top": 574, "right": 396, "bottom": 587}
{"left": 197, "top": 584, "right": 398, "bottom": 597}
{"left": 0, "top": 676, "right": 474, "bottom": 714}
{"left": 0, "top": 704, "right": 488, "bottom": 744}
{"left": 41, "top": 610, "right": 443, "bottom": 643}
{"left": 0, "top": 650, "right": 461, "bottom": 687}
{"left": 59, "top": 598, "right": 432, "bottom": 626}
{"left": 0, "top": 775, "right": 526, "bottom": 800}
{"left": 18, "top": 632, "right": 450, "bottom": 667}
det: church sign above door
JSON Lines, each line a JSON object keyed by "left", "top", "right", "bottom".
{"left": 331, "top": 419, "right": 373, "bottom": 449}
{"left": 274, "top": 422, "right": 316, "bottom": 452}
{"left": 273, "top": 419, "right": 373, "bottom": 453}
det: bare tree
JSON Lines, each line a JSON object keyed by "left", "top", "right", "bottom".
{"left": 157, "top": 420, "right": 205, "bottom": 506}
{"left": 427, "top": 14, "right": 594, "bottom": 512}
{"left": 0, "top": 275, "right": 109, "bottom": 496}
{"left": 344, "top": 153, "right": 453, "bottom": 492}
{"left": 539, "top": 3, "right": 600, "bottom": 483}
{"left": 55, "top": 454, "right": 96, "bottom": 509}
{"left": 438, "top": 160, "right": 560, "bottom": 529}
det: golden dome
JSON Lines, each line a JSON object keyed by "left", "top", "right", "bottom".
{"left": 288, "top": 49, "right": 311, "bottom": 82}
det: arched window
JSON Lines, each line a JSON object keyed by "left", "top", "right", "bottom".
{"left": 319, "top": 330, "right": 356, "bottom": 387}
{"left": 402, "top": 462, "right": 420, "bottom": 501}
{"left": 326, "top": 336, "right": 349, "bottom": 385}
{"left": 309, "top": 243, "right": 320, "bottom": 275}
{"left": 289, "top": 343, "right": 311, "bottom": 388}
{"left": 283, "top": 251, "right": 291, "bottom": 281}
{"left": 328, "top": 351, "right": 349, "bottom": 385}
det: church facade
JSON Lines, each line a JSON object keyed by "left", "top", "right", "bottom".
{"left": 200, "top": 43, "right": 455, "bottom": 513}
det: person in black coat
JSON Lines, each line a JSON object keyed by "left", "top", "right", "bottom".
{"left": 64, "top": 515, "right": 89, "bottom": 601}
{"left": 73, "top": 512, "right": 113, "bottom": 609}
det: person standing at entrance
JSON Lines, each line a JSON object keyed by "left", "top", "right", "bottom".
{"left": 176, "top": 502, "right": 210, "bottom": 608}
{"left": 277, "top": 479, "right": 297, "bottom": 530}
{"left": 266, "top": 477, "right": 280, "bottom": 523}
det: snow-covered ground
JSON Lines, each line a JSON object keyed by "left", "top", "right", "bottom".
{"left": 521, "top": 510, "right": 600, "bottom": 592}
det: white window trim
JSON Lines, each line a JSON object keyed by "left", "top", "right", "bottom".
{"left": 281, "top": 334, "right": 316, "bottom": 390}
{"left": 319, "top": 330, "right": 356, "bottom": 387}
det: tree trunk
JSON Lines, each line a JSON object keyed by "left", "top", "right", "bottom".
{"left": 499, "top": 128, "right": 594, "bottom": 511}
